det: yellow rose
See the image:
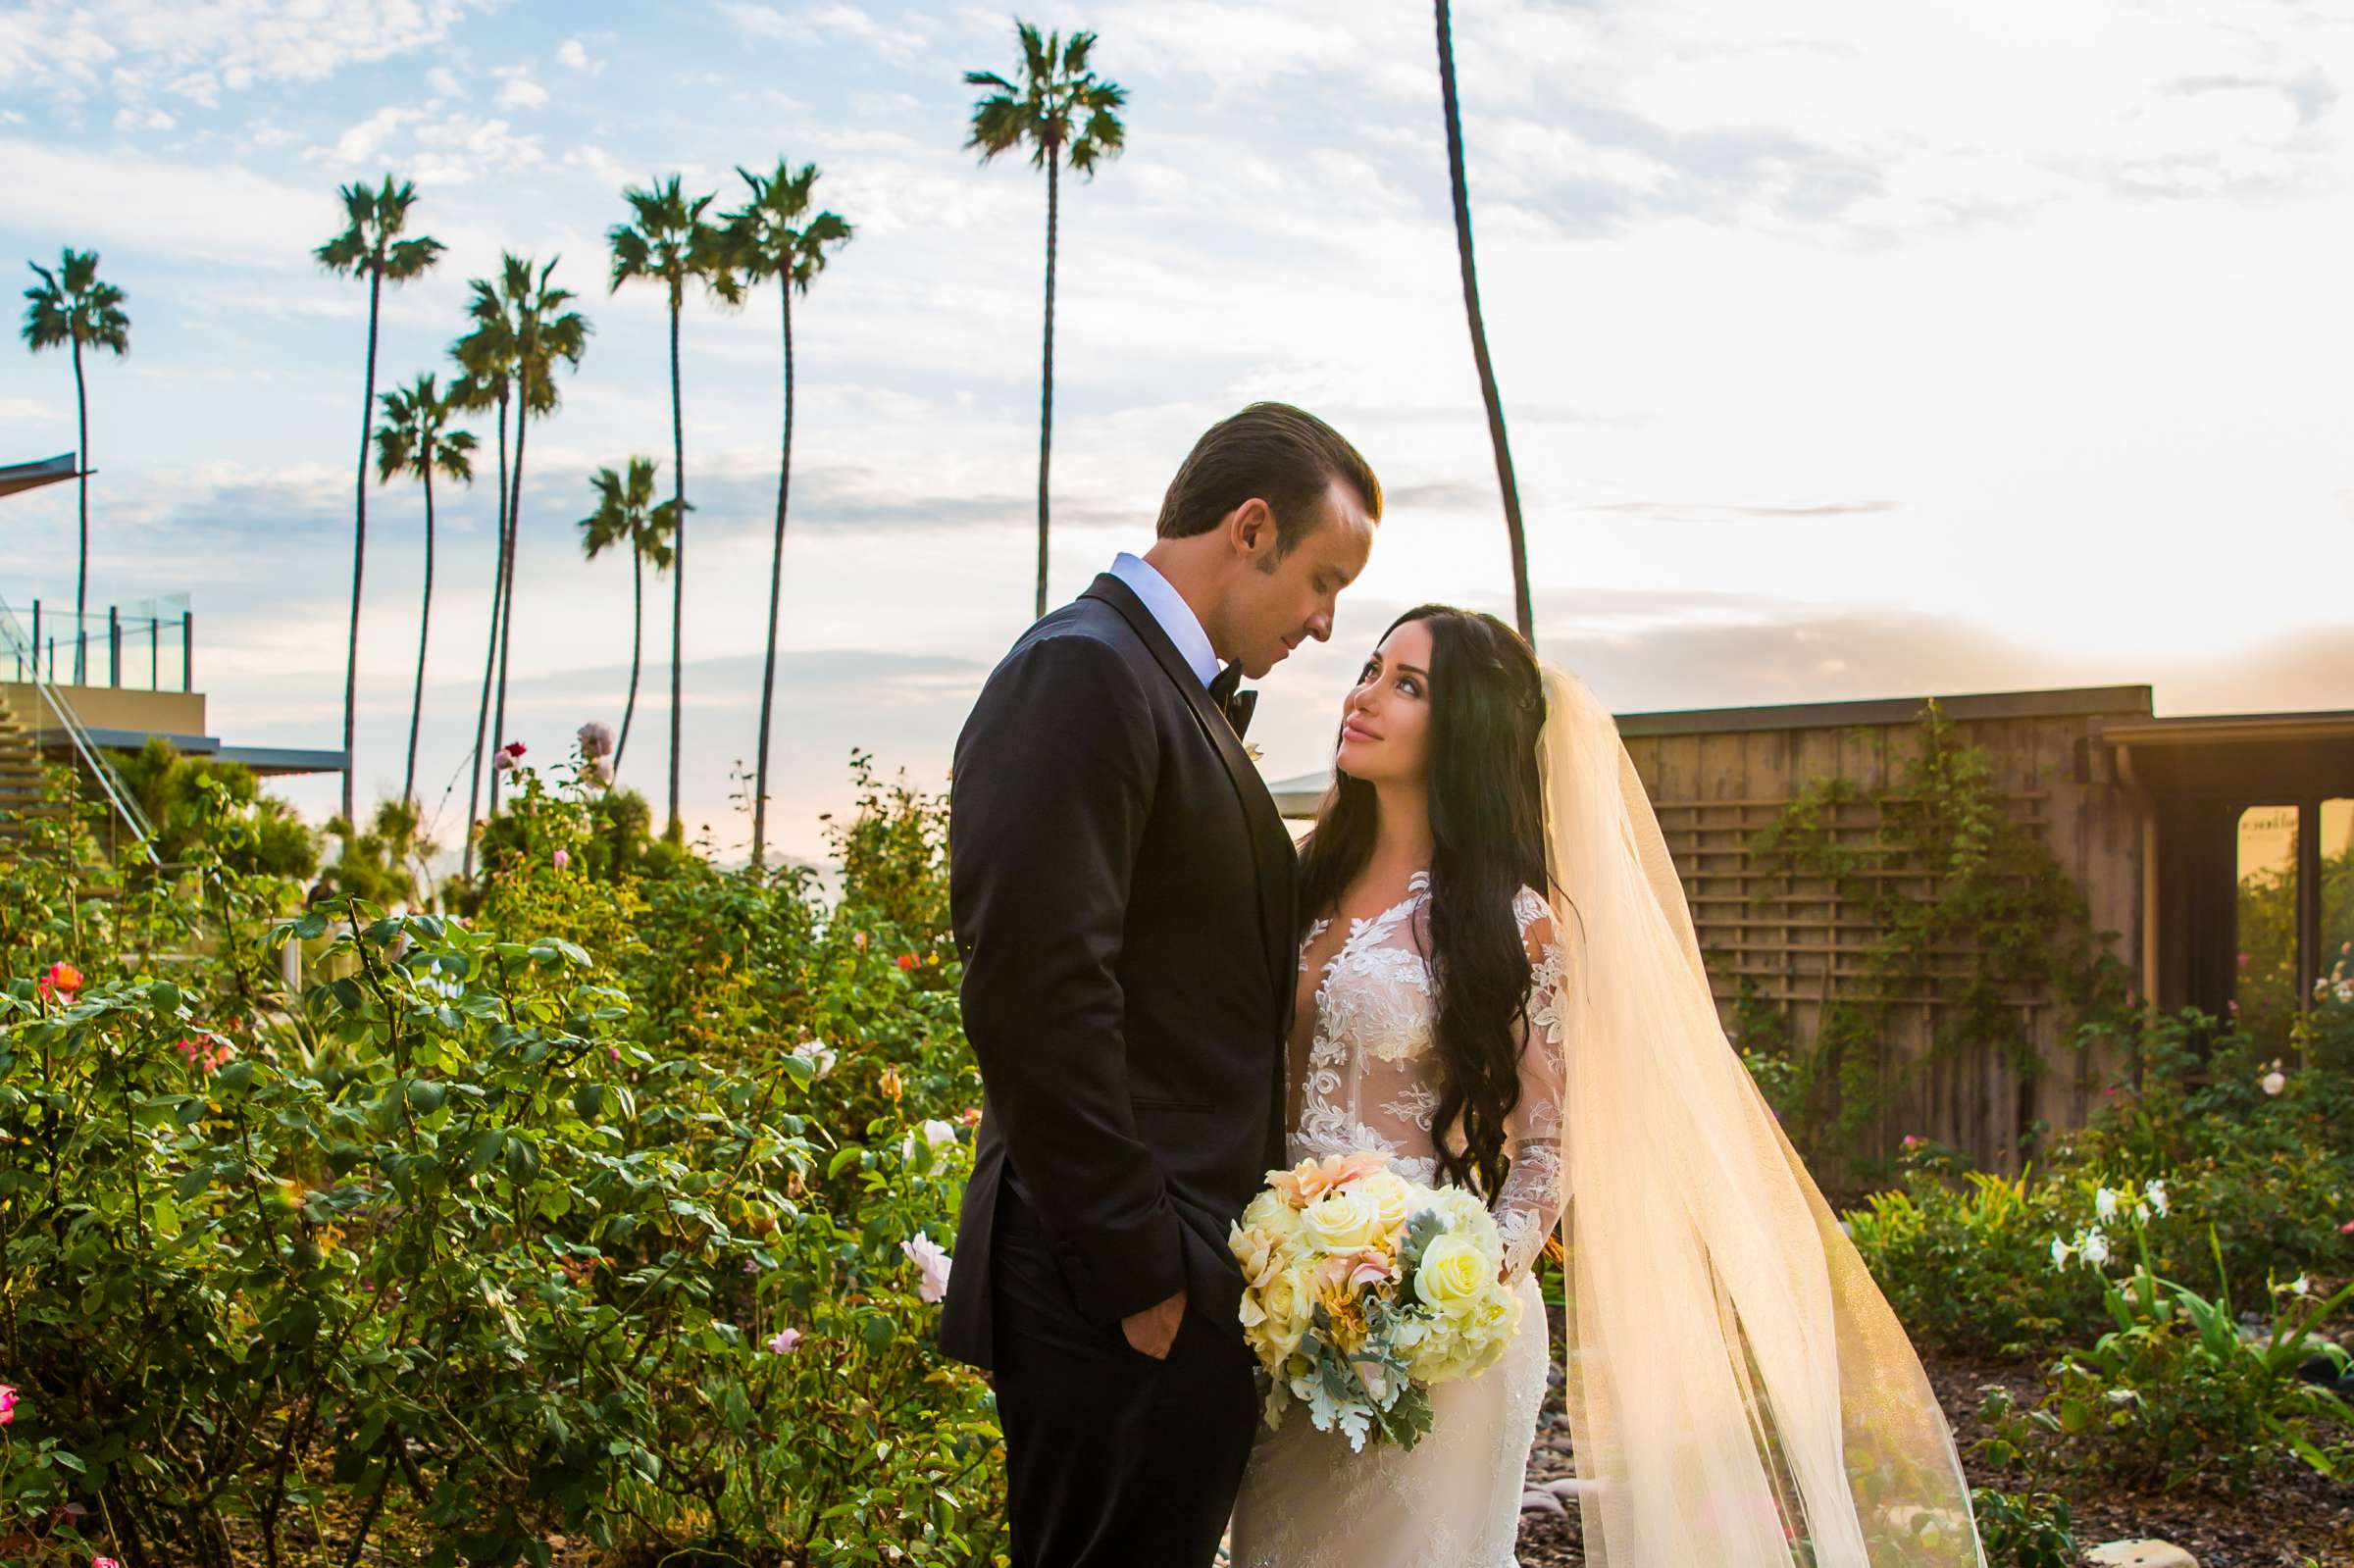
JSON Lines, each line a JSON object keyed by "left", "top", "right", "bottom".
{"left": 1242, "top": 1189, "right": 1303, "bottom": 1244}
{"left": 1427, "top": 1188, "right": 1504, "bottom": 1265}
{"left": 1413, "top": 1233, "right": 1490, "bottom": 1317}
{"left": 1301, "top": 1189, "right": 1381, "bottom": 1253}
{"left": 1254, "top": 1259, "right": 1315, "bottom": 1362}
{"left": 1351, "top": 1171, "right": 1416, "bottom": 1240}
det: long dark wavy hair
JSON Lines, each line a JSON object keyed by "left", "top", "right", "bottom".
{"left": 1297, "top": 605, "right": 1550, "bottom": 1198}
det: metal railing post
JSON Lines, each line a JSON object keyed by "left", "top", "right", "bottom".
{"left": 182, "top": 612, "right": 193, "bottom": 694}
{"left": 109, "top": 607, "right": 120, "bottom": 687}
{"left": 150, "top": 617, "right": 159, "bottom": 689}
{"left": 28, "top": 600, "right": 38, "bottom": 680}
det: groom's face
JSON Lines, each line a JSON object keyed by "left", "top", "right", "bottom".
{"left": 1223, "top": 478, "right": 1376, "bottom": 680}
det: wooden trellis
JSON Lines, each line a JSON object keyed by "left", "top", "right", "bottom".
{"left": 1618, "top": 691, "right": 2150, "bottom": 1177}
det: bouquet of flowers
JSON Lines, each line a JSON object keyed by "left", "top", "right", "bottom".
{"left": 1228, "top": 1149, "right": 1524, "bottom": 1451}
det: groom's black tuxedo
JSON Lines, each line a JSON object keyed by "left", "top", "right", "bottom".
{"left": 941, "top": 572, "right": 1297, "bottom": 1566}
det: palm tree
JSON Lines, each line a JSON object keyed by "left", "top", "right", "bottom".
{"left": 449, "top": 256, "right": 588, "bottom": 875}
{"left": 20, "top": 248, "right": 130, "bottom": 683}
{"left": 492, "top": 261, "right": 588, "bottom": 807}
{"left": 1432, "top": 0, "right": 1533, "bottom": 646}
{"left": 374, "top": 374, "right": 476, "bottom": 806}
{"left": 608, "top": 176, "right": 738, "bottom": 840}
{"left": 577, "top": 459, "right": 680, "bottom": 779}
{"left": 448, "top": 278, "right": 518, "bottom": 881}
{"left": 722, "top": 159, "right": 852, "bottom": 870}
{"left": 317, "top": 177, "right": 444, "bottom": 822}
{"left": 964, "top": 23, "right": 1126, "bottom": 621}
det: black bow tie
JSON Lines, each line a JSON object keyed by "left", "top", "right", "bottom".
{"left": 1208, "top": 663, "right": 1255, "bottom": 741}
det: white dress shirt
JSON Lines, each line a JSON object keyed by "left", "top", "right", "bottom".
{"left": 1108, "top": 552, "right": 1220, "bottom": 689}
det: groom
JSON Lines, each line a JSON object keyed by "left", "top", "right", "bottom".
{"left": 941, "top": 402, "right": 1381, "bottom": 1565}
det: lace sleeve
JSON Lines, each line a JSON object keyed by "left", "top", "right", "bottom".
{"left": 1494, "top": 891, "right": 1567, "bottom": 1281}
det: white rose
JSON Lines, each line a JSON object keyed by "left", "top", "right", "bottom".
{"left": 1302, "top": 1189, "right": 1381, "bottom": 1254}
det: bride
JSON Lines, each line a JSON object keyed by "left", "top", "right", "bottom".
{"left": 1229, "top": 606, "right": 1986, "bottom": 1567}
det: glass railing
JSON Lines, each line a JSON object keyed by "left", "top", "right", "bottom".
{"left": 0, "top": 594, "right": 160, "bottom": 863}
{"left": 8, "top": 594, "right": 192, "bottom": 693}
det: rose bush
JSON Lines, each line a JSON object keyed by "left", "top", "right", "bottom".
{"left": 0, "top": 754, "right": 1003, "bottom": 1566}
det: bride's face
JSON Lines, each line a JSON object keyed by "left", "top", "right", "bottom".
{"left": 1334, "top": 618, "right": 1433, "bottom": 786}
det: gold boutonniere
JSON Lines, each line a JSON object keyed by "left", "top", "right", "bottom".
{"left": 1245, "top": 743, "right": 1263, "bottom": 763}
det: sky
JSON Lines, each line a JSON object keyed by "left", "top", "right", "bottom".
{"left": 4, "top": 0, "right": 2352, "bottom": 866}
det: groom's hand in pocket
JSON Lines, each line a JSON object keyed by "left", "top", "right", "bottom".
{"left": 1121, "top": 1290, "right": 1188, "bottom": 1360}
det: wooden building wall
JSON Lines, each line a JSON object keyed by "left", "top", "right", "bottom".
{"left": 1619, "top": 688, "right": 2152, "bottom": 1175}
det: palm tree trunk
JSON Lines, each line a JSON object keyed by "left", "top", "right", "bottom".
{"left": 405, "top": 464, "right": 435, "bottom": 806}
{"left": 617, "top": 546, "right": 642, "bottom": 772}
{"left": 72, "top": 333, "right": 88, "bottom": 685}
{"left": 342, "top": 266, "right": 384, "bottom": 823}
{"left": 492, "top": 368, "right": 529, "bottom": 811}
{"left": 1035, "top": 146, "right": 1059, "bottom": 623}
{"left": 665, "top": 292, "right": 686, "bottom": 839}
{"left": 461, "top": 387, "right": 510, "bottom": 880}
{"left": 751, "top": 281, "right": 795, "bottom": 871}
{"left": 1434, "top": 0, "right": 1534, "bottom": 648}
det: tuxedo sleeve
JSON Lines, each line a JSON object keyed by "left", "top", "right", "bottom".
{"left": 950, "top": 632, "right": 1186, "bottom": 1323}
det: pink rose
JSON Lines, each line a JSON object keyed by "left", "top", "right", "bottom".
{"left": 552, "top": 848, "right": 571, "bottom": 870}
{"left": 765, "top": 1327, "right": 802, "bottom": 1354}
{"left": 0, "top": 1384, "right": 16, "bottom": 1424}
{"left": 1318, "top": 1248, "right": 1396, "bottom": 1294}
{"left": 1268, "top": 1150, "right": 1392, "bottom": 1207}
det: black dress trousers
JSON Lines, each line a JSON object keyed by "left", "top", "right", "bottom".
{"left": 990, "top": 1182, "right": 1258, "bottom": 1568}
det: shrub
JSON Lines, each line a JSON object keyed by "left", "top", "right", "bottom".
{"left": 0, "top": 756, "right": 1005, "bottom": 1566}
{"left": 1846, "top": 1168, "right": 2105, "bottom": 1358}
{"left": 1966, "top": 1485, "right": 2076, "bottom": 1568}
{"left": 2002, "top": 1202, "right": 2354, "bottom": 1496}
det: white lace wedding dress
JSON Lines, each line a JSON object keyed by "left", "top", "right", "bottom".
{"left": 1229, "top": 872, "right": 1568, "bottom": 1568}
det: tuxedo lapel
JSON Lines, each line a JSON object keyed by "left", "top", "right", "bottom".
{"left": 1082, "top": 575, "right": 1296, "bottom": 1006}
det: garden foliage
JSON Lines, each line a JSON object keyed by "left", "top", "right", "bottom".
{"left": 0, "top": 752, "right": 999, "bottom": 1567}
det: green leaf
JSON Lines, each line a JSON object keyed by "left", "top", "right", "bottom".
{"left": 574, "top": 1083, "right": 605, "bottom": 1119}
{"left": 406, "top": 1080, "right": 447, "bottom": 1114}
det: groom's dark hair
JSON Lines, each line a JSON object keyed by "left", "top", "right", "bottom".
{"left": 1154, "top": 402, "right": 1382, "bottom": 556}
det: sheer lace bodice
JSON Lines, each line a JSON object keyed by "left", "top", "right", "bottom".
{"left": 1288, "top": 873, "right": 1567, "bottom": 1279}
{"left": 1235, "top": 873, "right": 1566, "bottom": 1567}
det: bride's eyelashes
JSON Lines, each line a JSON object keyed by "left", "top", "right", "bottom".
{"left": 1355, "top": 656, "right": 1424, "bottom": 699}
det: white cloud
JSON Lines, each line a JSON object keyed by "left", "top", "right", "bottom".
{"left": 426, "top": 64, "right": 463, "bottom": 99}
{"left": 410, "top": 114, "right": 546, "bottom": 186}
{"left": 492, "top": 68, "right": 548, "bottom": 111}
{"left": 111, "top": 104, "right": 176, "bottom": 131}
{"left": 0, "top": 134, "right": 328, "bottom": 269}
{"left": 0, "top": 0, "right": 494, "bottom": 95}
{"left": 318, "top": 105, "right": 421, "bottom": 166}
{"left": 556, "top": 37, "right": 600, "bottom": 73}
{"left": 722, "top": 1, "right": 928, "bottom": 59}
{"left": 0, "top": 396, "right": 68, "bottom": 427}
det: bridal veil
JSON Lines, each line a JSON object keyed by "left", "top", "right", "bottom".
{"left": 1536, "top": 665, "right": 1984, "bottom": 1566}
